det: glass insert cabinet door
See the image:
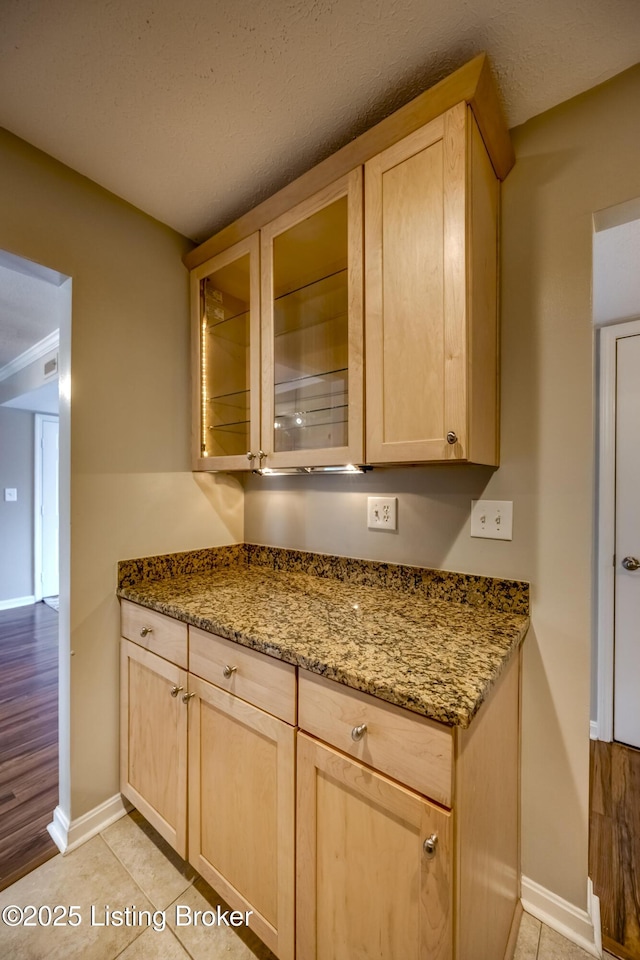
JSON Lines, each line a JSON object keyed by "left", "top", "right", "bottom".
{"left": 191, "top": 234, "right": 261, "bottom": 471}
{"left": 260, "top": 169, "right": 364, "bottom": 469}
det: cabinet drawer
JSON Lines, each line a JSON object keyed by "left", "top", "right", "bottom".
{"left": 120, "top": 599, "right": 188, "bottom": 669}
{"left": 298, "top": 671, "right": 453, "bottom": 807}
{"left": 189, "top": 626, "right": 297, "bottom": 725}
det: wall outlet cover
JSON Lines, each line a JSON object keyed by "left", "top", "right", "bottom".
{"left": 4, "top": 488, "right": 17, "bottom": 502}
{"left": 470, "top": 499, "right": 513, "bottom": 540}
{"left": 367, "top": 497, "right": 398, "bottom": 531}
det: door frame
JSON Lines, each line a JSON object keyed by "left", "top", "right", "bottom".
{"left": 595, "top": 315, "right": 640, "bottom": 742}
{"left": 34, "top": 411, "right": 59, "bottom": 602}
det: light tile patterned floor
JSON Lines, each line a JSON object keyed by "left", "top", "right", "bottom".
{"left": 515, "top": 910, "right": 619, "bottom": 959}
{"left": 0, "top": 811, "right": 610, "bottom": 959}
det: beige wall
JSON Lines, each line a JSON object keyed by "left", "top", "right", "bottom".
{"left": 244, "top": 64, "right": 640, "bottom": 910}
{"left": 0, "top": 128, "right": 243, "bottom": 819}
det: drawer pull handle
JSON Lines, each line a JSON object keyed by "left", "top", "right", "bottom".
{"left": 351, "top": 723, "right": 367, "bottom": 742}
{"left": 223, "top": 664, "right": 237, "bottom": 679}
{"left": 182, "top": 692, "right": 196, "bottom": 704}
{"left": 170, "top": 685, "right": 183, "bottom": 698}
{"left": 140, "top": 626, "right": 153, "bottom": 638}
{"left": 423, "top": 834, "right": 438, "bottom": 859}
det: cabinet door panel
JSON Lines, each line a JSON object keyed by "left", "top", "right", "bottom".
{"left": 188, "top": 675, "right": 295, "bottom": 960}
{"left": 365, "top": 105, "right": 467, "bottom": 464}
{"left": 191, "top": 233, "right": 261, "bottom": 471}
{"left": 297, "top": 733, "right": 452, "bottom": 960}
{"left": 120, "top": 639, "right": 188, "bottom": 856}
{"left": 261, "top": 169, "right": 364, "bottom": 469}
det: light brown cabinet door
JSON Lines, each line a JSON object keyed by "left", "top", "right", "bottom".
{"left": 297, "top": 733, "right": 453, "bottom": 960}
{"left": 191, "top": 233, "right": 261, "bottom": 471}
{"left": 188, "top": 674, "right": 295, "bottom": 960}
{"left": 365, "top": 102, "right": 499, "bottom": 465}
{"left": 120, "top": 639, "right": 188, "bottom": 857}
{"left": 260, "top": 169, "right": 364, "bottom": 469}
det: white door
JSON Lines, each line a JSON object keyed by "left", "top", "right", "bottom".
{"left": 614, "top": 333, "right": 640, "bottom": 747}
{"left": 38, "top": 414, "right": 59, "bottom": 598}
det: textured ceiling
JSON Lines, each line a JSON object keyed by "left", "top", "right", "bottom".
{"left": 1, "top": 0, "right": 639, "bottom": 243}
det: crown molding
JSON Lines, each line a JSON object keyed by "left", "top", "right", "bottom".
{"left": 0, "top": 330, "right": 59, "bottom": 383}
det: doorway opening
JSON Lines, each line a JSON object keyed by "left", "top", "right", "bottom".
{"left": 0, "top": 248, "right": 71, "bottom": 889}
{"left": 591, "top": 199, "right": 640, "bottom": 959}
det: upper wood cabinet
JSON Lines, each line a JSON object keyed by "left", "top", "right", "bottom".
{"left": 260, "top": 170, "right": 364, "bottom": 469}
{"left": 188, "top": 55, "right": 511, "bottom": 471}
{"left": 365, "top": 103, "right": 499, "bottom": 465}
{"left": 191, "top": 234, "right": 261, "bottom": 472}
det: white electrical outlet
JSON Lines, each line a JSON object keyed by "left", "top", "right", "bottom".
{"left": 4, "top": 488, "right": 17, "bottom": 502}
{"left": 367, "top": 497, "right": 398, "bottom": 531}
{"left": 470, "top": 500, "right": 513, "bottom": 540}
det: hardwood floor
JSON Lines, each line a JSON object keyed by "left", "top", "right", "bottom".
{"left": 0, "top": 602, "right": 58, "bottom": 891}
{"left": 591, "top": 739, "right": 640, "bottom": 960}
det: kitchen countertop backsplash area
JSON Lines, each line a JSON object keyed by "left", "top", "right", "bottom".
{"left": 117, "top": 544, "right": 529, "bottom": 728}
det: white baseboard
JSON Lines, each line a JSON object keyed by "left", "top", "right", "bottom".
{"left": 521, "top": 875, "right": 601, "bottom": 957}
{"left": 589, "top": 878, "right": 603, "bottom": 958}
{"left": 48, "top": 794, "right": 130, "bottom": 856}
{"left": 0, "top": 595, "right": 36, "bottom": 610}
{"left": 590, "top": 720, "right": 599, "bottom": 740}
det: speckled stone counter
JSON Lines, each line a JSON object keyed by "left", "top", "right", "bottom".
{"left": 117, "top": 544, "right": 529, "bottom": 728}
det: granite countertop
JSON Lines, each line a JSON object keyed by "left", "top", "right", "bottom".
{"left": 117, "top": 544, "right": 529, "bottom": 729}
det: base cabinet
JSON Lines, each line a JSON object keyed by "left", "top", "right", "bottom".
{"left": 119, "top": 602, "right": 296, "bottom": 960}
{"left": 120, "top": 599, "right": 521, "bottom": 960}
{"left": 120, "top": 639, "right": 188, "bottom": 857}
{"left": 296, "top": 656, "right": 521, "bottom": 960}
{"left": 296, "top": 734, "right": 452, "bottom": 960}
{"left": 188, "top": 675, "right": 295, "bottom": 960}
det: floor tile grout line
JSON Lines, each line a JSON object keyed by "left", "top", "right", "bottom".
{"left": 111, "top": 922, "right": 195, "bottom": 960}
{"left": 98, "top": 824, "right": 195, "bottom": 911}
{"left": 98, "top": 824, "right": 199, "bottom": 960}
{"left": 534, "top": 914, "right": 542, "bottom": 958}
{"left": 111, "top": 924, "right": 148, "bottom": 960}
{"left": 166, "top": 919, "right": 199, "bottom": 960}
{"left": 95, "top": 832, "right": 169, "bottom": 909}
{"left": 164, "top": 889, "right": 203, "bottom": 960}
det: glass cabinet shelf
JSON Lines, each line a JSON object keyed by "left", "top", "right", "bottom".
{"left": 274, "top": 270, "right": 347, "bottom": 339}
{"left": 275, "top": 368, "right": 348, "bottom": 411}
{"left": 208, "top": 420, "right": 250, "bottom": 435}
{"left": 208, "top": 388, "right": 250, "bottom": 433}
{"left": 273, "top": 367, "right": 349, "bottom": 451}
{"left": 206, "top": 308, "right": 249, "bottom": 329}
{"left": 208, "top": 387, "right": 250, "bottom": 402}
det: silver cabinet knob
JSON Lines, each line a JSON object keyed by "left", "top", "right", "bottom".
{"left": 170, "top": 685, "right": 183, "bottom": 698}
{"left": 258, "top": 450, "right": 266, "bottom": 461}
{"left": 351, "top": 723, "right": 367, "bottom": 742}
{"left": 622, "top": 556, "right": 640, "bottom": 571}
{"left": 446, "top": 431, "right": 457, "bottom": 445}
{"left": 246, "top": 451, "right": 256, "bottom": 461}
{"left": 423, "top": 833, "right": 438, "bottom": 858}
{"left": 140, "top": 626, "right": 153, "bottom": 638}
{"left": 223, "top": 664, "right": 237, "bottom": 679}
{"left": 182, "top": 692, "right": 196, "bottom": 704}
